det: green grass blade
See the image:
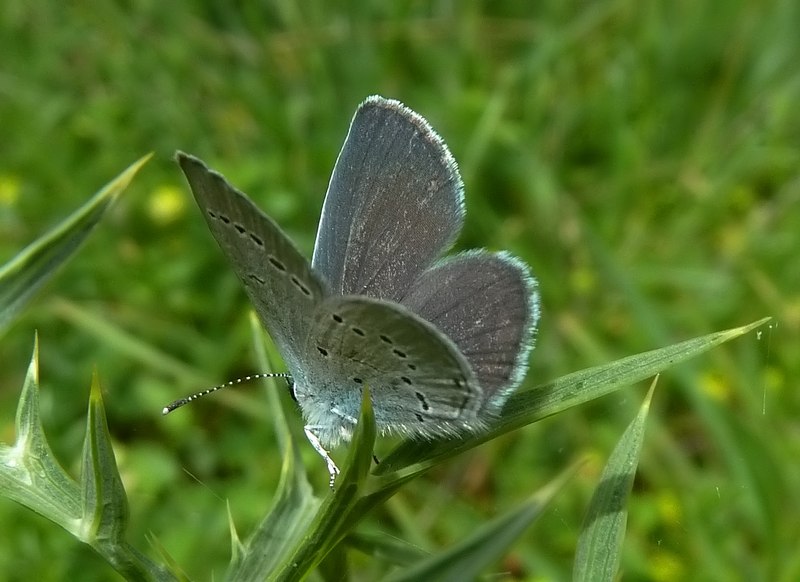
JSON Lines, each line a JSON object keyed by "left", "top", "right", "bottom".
{"left": 226, "top": 315, "right": 320, "bottom": 581}
{"left": 50, "top": 298, "right": 204, "bottom": 383}
{"left": 345, "top": 531, "right": 429, "bottom": 567}
{"left": 573, "top": 378, "right": 657, "bottom": 581}
{"left": 385, "top": 462, "right": 579, "bottom": 582}
{"left": 269, "top": 388, "right": 377, "bottom": 581}
{"left": 0, "top": 154, "right": 152, "bottom": 336}
{"left": 376, "top": 318, "right": 769, "bottom": 476}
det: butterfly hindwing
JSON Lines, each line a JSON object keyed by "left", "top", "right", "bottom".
{"left": 296, "top": 294, "right": 482, "bottom": 446}
{"left": 402, "top": 251, "right": 539, "bottom": 412}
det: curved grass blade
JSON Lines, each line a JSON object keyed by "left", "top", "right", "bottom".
{"left": 50, "top": 297, "right": 204, "bottom": 384}
{"left": 226, "top": 314, "right": 320, "bottom": 581}
{"left": 573, "top": 377, "right": 657, "bottom": 581}
{"left": 345, "top": 530, "right": 429, "bottom": 567}
{"left": 376, "top": 317, "right": 769, "bottom": 476}
{"left": 385, "top": 461, "right": 580, "bottom": 582}
{"left": 0, "top": 154, "right": 152, "bottom": 336}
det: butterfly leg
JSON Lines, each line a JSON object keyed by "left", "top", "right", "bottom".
{"left": 304, "top": 426, "right": 341, "bottom": 488}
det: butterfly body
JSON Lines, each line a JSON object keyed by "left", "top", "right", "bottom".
{"left": 177, "top": 96, "right": 539, "bottom": 481}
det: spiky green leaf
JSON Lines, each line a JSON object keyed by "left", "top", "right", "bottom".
{"left": 80, "top": 368, "right": 129, "bottom": 543}
{"left": 226, "top": 315, "right": 321, "bottom": 581}
{"left": 0, "top": 334, "right": 81, "bottom": 530}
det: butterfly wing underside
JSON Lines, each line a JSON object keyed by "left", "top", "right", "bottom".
{"left": 175, "top": 97, "right": 540, "bottom": 489}
{"left": 402, "top": 251, "right": 539, "bottom": 413}
{"left": 312, "top": 96, "right": 465, "bottom": 302}
{"left": 296, "top": 295, "right": 483, "bottom": 446}
{"left": 178, "top": 153, "right": 326, "bottom": 367}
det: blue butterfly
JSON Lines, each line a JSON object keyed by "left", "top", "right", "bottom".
{"left": 173, "top": 96, "right": 540, "bottom": 484}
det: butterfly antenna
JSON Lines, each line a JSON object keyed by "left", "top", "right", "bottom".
{"left": 162, "top": 373, "right": 292, "bottom": 415}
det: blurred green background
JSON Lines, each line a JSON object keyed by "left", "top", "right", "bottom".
{"left": 1, "top": 1, "right": 797, "bottom": 580}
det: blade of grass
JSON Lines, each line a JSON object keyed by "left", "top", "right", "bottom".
{"left": 49, "top": 297, "right": 203, "bottom": 384}
{"left": 573, "top": 377, "right": 657, "bottom": 581}
{"left": 0, "top": 154, "right": 152, "bottom": 336}
{"left": 345, "top": 530, "right": 429, "bottom": 567}
{"left": 269, "top": 387, "right": 377, "bottom": 582}
{"left": 375, "top": 318, "right": 769, "bottom": 476}
{"left": 385, "top": 461, "right": 580, "bottom": 582}
{"left": 226, "top": 315, "right": 320, "bottom": 581}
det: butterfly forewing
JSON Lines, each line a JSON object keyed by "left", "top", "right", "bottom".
{"left": 296, "top": 295, "right": 483, "bottom": 445}
{"left": 178, "top": 153, "right": 326, "bottom": 367}
{"left": 402, "top": 251, "right": 539, "bottom": 412}
{"left": 312, "top": 96, "right": 465, "bottom": 302}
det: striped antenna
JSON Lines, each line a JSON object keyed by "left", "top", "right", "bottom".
{"left": 162, "top": 373, "right": 292, "bottom": 415}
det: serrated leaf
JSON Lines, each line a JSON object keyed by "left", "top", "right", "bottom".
{"left": 0, "top": 334, "right": 81, "bottom": 530}
{"left": 0, "top": 154, "right": 152, "bottom": 336}
{"left": 80, "top": 369, "right": 169, "bottom": 580}
{"left": 1, "top": 337, "right": 174, "bottom": 581}
{"left": 573, "top": 377, "right": 657, "bottom": 581}
{"left": 376, "top": 317, "right": 769, "bottom": 476}
{"left": 384, "top": 462, "right": 579, "bottom": 582}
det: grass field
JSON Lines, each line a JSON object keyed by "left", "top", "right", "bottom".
{"left": 1, "top": 1, "right": 798, "bottom": 580}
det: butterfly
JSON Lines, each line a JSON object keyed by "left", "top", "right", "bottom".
{"left": 172, "top": 96, "right": 539, "bottom": 484}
